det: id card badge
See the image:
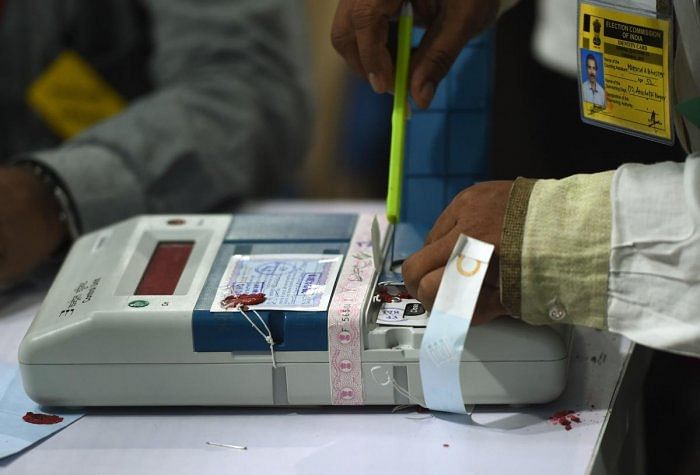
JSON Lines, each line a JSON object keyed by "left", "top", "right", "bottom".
{"left": 578, "top": 1, "right": 673, "bottom": 144}
{"left": 27, "top": 50, "right": 126, "bottom": 140}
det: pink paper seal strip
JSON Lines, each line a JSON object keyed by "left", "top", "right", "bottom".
{"left": 328, "top": 214, "right": 388, "bottom": 405}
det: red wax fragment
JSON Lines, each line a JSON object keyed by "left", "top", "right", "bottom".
{"left": 443, "top": 443, "right": 450, "bottom": 448}
{"left": 549, "top": 409, "right": 581, "bottom": 430}
{"left": 376, "top": 287, "right": 414, "bottom": 302}
{"left": 23, "top": 412, "right": 63, "bottom": 425}
{"left": 222, "top": 293, "right": 266, "bottom": 308}
{"left": 552, "top": 410, "right": 574, "bottom": 419}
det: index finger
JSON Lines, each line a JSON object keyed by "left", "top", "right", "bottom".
{"left": 410, "top": 0, "right": 498, "bottom": 108}
{"left": 351, "top": 0, "right": 403, "bottom": 93}
{"left": 331, "top": 0, "right": 367, "bottom": 78}
{"left": 402, "top": 226, "right": 462, "bottom": 298}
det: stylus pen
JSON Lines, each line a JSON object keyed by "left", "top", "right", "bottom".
{"left": 386, "top": 2, "right": 413, "bottom": 225}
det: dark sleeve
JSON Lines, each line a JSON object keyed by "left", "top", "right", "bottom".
{"left": 25, "top": 0, "right": 312, "bottom": 232}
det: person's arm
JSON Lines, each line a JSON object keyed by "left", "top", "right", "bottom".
{"left": 501, "top": 156, "right": 700, "bottom": 357}
{"left": 0, "top": 167, "right": 68, "bottom": 286}
{"left": 331, "top": 0, "right": 517, "bottom": 109}
{"left": 405, "top": 156, "right": 700, "bottom": 357}
{"left": 20, "top": 0, "right": 312, "bottom": 234}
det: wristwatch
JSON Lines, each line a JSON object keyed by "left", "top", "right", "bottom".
{"left": 18, "top": 162, "right": 81, "bottom": 241}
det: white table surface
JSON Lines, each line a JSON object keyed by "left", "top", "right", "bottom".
{"left": 0, "top": 201, "right": 637, "bottom": 475}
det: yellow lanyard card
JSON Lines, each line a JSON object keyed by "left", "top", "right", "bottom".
{"left": 27, "top": 50, "right": 126, "bottom": 140}
{"left": 578, "top": 2, "right": 673, "bottom": 143}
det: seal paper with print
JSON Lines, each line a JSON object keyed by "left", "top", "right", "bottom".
{"left": 211, "top": 254, "right": 342, "bottom": 312}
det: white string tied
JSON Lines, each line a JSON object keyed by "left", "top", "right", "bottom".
{"left": 237, "top": 305, "right": 277, "bottom": 368}
{"left": 370, "top": 365, "right": 425, "bottom": 407}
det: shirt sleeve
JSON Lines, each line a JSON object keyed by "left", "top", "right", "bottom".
{"left": 608, "top": 155, "right": 700, "bottom": 357}
{"left": 500, "top": 156, "right": 700, "bottom": 357}
{"left": 18, "top": 0, "right": 312, "bottom": 233}
{"left": 501, "top": 171, "right": 613, "bottom": 329}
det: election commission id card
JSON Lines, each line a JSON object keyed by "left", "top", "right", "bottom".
{"left": 578, "top": 1, "right": 673, "bottom": 144}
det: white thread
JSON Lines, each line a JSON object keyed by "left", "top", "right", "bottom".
{"left": 237, "top": 305, "right": 277, "bottom": 368}
{"left": 406, "top": 414, "right": 434, "bottom": 420}
{"left": 369, "top": 366, "right": 425, "bottom": 406}
{"left": 206, "top": 441, "right": 247, "bottom": 450}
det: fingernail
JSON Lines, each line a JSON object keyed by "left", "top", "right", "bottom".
{"left": 368, "top": 73, "right": 383, "bottom": 93}
{"left": 420, "top": 81, "right": 435, "bottom": 107}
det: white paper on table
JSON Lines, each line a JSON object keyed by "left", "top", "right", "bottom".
{"left": 0, "top": 364, "right": 84, "bottom": 460}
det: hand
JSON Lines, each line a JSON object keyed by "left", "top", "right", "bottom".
{"left": 0, "top": 167, "right": 68, "bottom": 287}
{"left": 331, "top": 0, "right": 500, "bottom": 109}
{"left": 402, "top": 181, "right": 512, "bottom": 324}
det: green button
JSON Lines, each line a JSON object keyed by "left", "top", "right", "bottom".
{"left": 128, "top": 300, "right": 149, "bottom": 308}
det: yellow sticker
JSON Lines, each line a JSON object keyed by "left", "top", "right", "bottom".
{"left": 578, "top": 3, "right": 672, "bottom": 143}
{"left": 27, "top": 50, "right": 126, "bottom": 140}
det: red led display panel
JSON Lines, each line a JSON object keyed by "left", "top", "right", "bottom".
{"left": 134, "top": 242, "right": 194, "bottom": 295}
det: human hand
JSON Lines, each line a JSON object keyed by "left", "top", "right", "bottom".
{"left": 331, "top": 0, "right": 500, "bottom": 109}
{"left": 402, "top": 181, "right": 512, "bottom": 324}
{"left": 0, "top": 167, "right": 68, "bottom": 287}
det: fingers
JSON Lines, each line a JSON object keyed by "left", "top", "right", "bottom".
{"left": 352, "top": 0, "right": 399, "bottom": 93}
{"left": 423, "top": 184, "right": 481, "bottom": 246}
{"left": 410, "top": 0, "right": 498, "bottom": 109}
{"left": 403, "top": 227, "right": 462, "bottom": 298}
{"left": 331, "top": 0, "right": 367, "bottom": 78}
{"left": 423, "top": 191, "right": 465, "bottom": 246}
{"left": 331, "top": 0, "right": 403, "bottom": 93}
{"left": 410, "top": 265, "right": 505, "bottom": 325}
{"left": 414, "top": 266, "right": 444, "bottom": 311}
{"left": 332, "top": 0, "right": 499, "bottom": 104}
{"left": 426, "top": 181, "right": 514, "bottom": 250}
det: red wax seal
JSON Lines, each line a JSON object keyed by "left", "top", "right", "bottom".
{"left": 376, "top": 290, "right": 395, "bottom": 303}
{"left": 375, "top": 286, "right": 414, "bottom": 303}
{"left": 221, "top": 293, "right": 266, "bottom": 309}
{"left": 23, "top": 412, "right": 64, "bottom": 425}
{"left": 549, "top": 410, "right": 581, "bottom": 431}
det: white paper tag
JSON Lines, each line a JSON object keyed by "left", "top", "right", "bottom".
{"left": 211, "top": 254, "right": 342, "bottom": 312}
{"left": 419, "top": 235, "right": 494, "bottom": 414}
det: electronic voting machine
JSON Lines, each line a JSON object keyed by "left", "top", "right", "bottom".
{"left": 19, "top": 213, "right": 569, "bottom": 406}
